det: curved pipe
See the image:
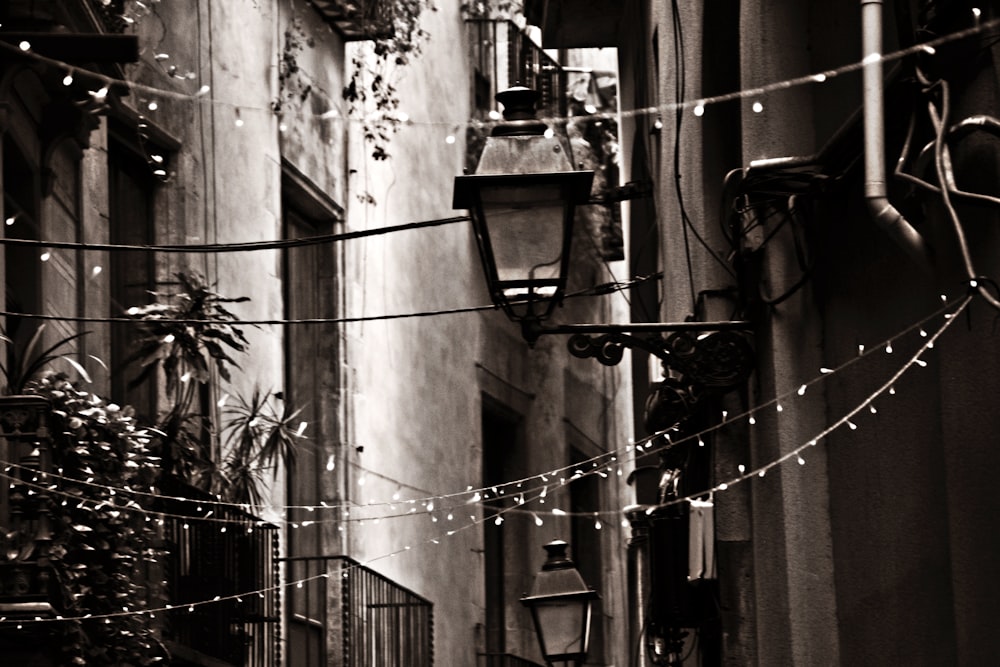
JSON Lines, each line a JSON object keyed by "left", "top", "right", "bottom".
{"left": 862, "top": 0, "right": 933, "bottom": 266}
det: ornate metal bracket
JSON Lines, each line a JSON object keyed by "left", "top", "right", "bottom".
{"left": 527, "top": 320, "right": 755, "bottom": 434}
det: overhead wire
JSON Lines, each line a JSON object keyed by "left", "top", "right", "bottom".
{"left": 0, "top": 271, "right": 661, "bottom": 327}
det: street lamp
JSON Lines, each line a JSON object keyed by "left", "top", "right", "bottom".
{"left": 454, "top": 87, "right": 754, "bottom": 428}
{"left": 453, "top": 86, "right": 594, "bottom": 330}
{"left": 520, "top": 540, "right": 599, "bottom": 667}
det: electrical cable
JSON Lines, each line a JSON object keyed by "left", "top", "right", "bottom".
{"left": 917, "top": 68, "right": 1000, "bottom": 312}
{"left": 0, "top": 215, "right": 469, "bottom": 253}
{"left": 669, "top": 0, "right": 739, "bottom": 301}
{"left": 0, "top": 272, "right": 661, "bottom": 326}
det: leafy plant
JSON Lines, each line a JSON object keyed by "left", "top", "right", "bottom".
{"left": 11, "top": 373, "right": 166, "bottom": 665}
{"left": 124, "top": 272, "right": 305, "bottom": 507}
{"left": 124, "top": 272, "right": 249, "bottom": 479}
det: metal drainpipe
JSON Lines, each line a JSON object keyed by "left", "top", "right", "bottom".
{"left": 862, "top": 0, "right": 933, "bottom": 266}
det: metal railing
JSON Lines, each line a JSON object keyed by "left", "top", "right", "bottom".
{"left": 281, "top": 555, "right": 434, "bottom": 667}
{"left": 466, "top": 19, "right": 567, "bottom": 120}
{"left": 478, "top": 652, "right": 546, "bottom": 667}
{"left": 158, "top": 482, "right": 280, "bottom": 667}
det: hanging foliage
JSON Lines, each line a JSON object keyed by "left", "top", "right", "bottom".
{"left": 343, "top": 0, "right": 437, "bottom": 160}
{"left": 11, "top": 373, "right": 167, "bottom": 665}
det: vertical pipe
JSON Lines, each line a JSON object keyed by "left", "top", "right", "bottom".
{"left": 861, "top": 0, "right": 932, "bottom": 265}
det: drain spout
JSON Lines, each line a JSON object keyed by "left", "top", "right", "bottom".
{"left": 862, "top": 0, "right": 932, "bottom": 266}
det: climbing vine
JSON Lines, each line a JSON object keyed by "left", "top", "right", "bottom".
{"left": 343, "top": 0, "right": 436, "bottom": 160}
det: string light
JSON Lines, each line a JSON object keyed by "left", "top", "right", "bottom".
{"left": 0, "top": 17, "right": 996, "bottom": 146}
{"left": 0, "top": 296, "right": 966, "bottom": 540}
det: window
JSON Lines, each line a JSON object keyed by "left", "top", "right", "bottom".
{"left": 569, "top": 446, "right": 606, "bottom": 664}
{"left": 108, "top": 125, "right": 157, "bottom": 418}
{"left": 482, "top": 403, "right": 521, "bottom": 656}
{"left": 481, "top": 396, "right": 541, "bottom": 667}
{"left": 281, "top": 163, "right": 342, "bottom": 667}
{"left": 3, "top": 69, "right": 86, "bottom": 377}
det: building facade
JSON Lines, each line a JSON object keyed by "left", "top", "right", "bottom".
{"left": 529, "top": 0, "right": 1000, "bottom": 665}
{"left": 0, "top": 1, "right": 634, "bottom": 666}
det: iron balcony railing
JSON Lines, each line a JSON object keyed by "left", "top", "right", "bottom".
{"left": 281, "top": 555, "right": 434, "bottom": 667}
{"left": 466, "top": 18, "right": 567, "bottom": 121}
{"left": 477, "top": 652, "right": 546, "bottom": 667}
{"left": 158, "top": 482, "right": 280, "bottom": 667}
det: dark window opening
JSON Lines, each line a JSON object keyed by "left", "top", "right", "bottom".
{"left": 570, "top": 446, "right": 605, "bottom": 665}
{"left": 108, "top": 135, "right": 157, "bottom": 419}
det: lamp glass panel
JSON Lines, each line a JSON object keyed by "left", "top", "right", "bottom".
{"left": 479, "top": 183, "right": 566, "bottom": 287}
{"left": 534, "top": 598, "right": 590, "bottom": 657}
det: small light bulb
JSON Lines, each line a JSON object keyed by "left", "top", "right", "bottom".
{"left": 445, "top": 134, "right": 456, "bottom": 144}
{"left": 40, "top": 251, "right": 51, "bottom": 262}
{"left": 748, "top": 416, "right": 756, "bottom": 425}
{"left": 543, "top": 128, "right": 555, "bottom": 139}
{"left": 693, "top": 104, "right": 705, "bottom": 117}
{"left": 752, "top": 101, "right": 764, "bottom": 113}
{"left": 798, "top": 384, "right": 807, "bottom": 396}
{"left": 18, "top": 41, "right": 30, "bottom": 51}
{"left": 63, "top": 73, "right": 74, "bottom": 86}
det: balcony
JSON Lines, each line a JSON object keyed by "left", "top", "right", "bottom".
{"left": 466, "top": 18, "right": 567, "bottom": 123}
{"left": 523, "top": 0, "right": 624, "bottom": 49}
{"left": 157, "top": 480, "right": 280, "bottom": 667}
{"left": 282, "top": 555, "right": 434, "bottom": 666}
{"left": 309, "top": 0, "right": 393, "bottom": 41}
{"left": 0, "top": 396, "right": 60, "bottom": 621}
{"left": 478, "top": 653, "right": 545, "bottom": 667}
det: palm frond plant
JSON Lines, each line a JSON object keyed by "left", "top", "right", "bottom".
{"left": 217, "top": 387, "right": 307, "bottom": 507}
